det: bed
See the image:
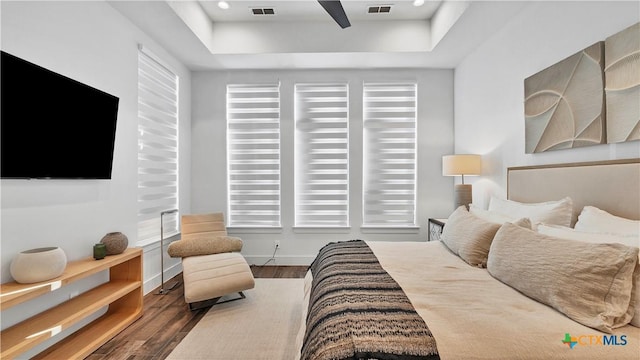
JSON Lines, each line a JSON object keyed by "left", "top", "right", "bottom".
{"left": 295, "top": 159, "right": 640, "bottom": 360}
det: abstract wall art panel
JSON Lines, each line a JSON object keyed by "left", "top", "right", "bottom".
{"left": 524, "top": 42, "right": 605, "bottom": 153}
{"left": 605, "top": 22, "right": 640, "bottom": 144}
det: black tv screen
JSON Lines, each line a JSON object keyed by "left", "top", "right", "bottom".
{"left": 1, "top": 51, "right": 119, "bottom": 179}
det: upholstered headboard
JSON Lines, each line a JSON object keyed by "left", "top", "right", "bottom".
{"left": 507, "top": 159, "right": 640, "bottom": 225}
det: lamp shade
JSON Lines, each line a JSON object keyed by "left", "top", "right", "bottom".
{"left": 442, "top": 154, "right": 481, "bottom": 176}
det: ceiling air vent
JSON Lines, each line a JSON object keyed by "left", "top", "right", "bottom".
{"left": 368, "top": 5, "right": 392, "bottom": 14}
{"left": 251, "top": 8, "right": 276, "bottom": 15}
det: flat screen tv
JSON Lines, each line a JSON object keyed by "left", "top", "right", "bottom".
{"left": 1, "top": 51, "right": 119, "bottom": 179}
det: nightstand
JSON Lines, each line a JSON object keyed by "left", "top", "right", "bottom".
{"left": 428, "top": 218, "right": 447, "bottom": 241}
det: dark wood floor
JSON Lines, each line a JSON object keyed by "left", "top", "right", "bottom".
{"left": 87, "top": 265, "right": 308, "bottom": 360}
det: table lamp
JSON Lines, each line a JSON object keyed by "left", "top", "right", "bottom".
{"left": 442, "top": 154, "right": 481, "bottom": 209}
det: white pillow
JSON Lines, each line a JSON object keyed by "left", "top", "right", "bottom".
{"left": 575, "top": 206, "right": 640, "bottom": 236}
{"left": 469, "top": 205, "right": 516, "bottom": 224}
{"left": 538, "top": 224, "right": 639, "bottom": 247}
{"left": 538, "top": 224, "right": 640, "bottom": 328}
{"left": 469, "top": 205, "right": 532, "bottom": 230}
{"left": 488, "top": 196, "right": 573, "bottom": 228}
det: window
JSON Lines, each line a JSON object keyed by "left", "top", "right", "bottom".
{"left": 137, "top": 46, "right": 179, "bottom": 244}
{"left": 295, "top": 84, "right": 349, "bottom": 227}
{"left": 227, "top": 84, "right": 281, "bottom": 227}
{"left": 362, "top": 83, "right": 417, "bottom": 227}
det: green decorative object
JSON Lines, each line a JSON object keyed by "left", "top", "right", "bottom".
{"left": 93, "top": 243, "right": 107, "bottom": 260}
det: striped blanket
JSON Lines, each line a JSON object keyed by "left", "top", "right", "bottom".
{"left": 300, "top": 240, "right": 439, "bottom": 360}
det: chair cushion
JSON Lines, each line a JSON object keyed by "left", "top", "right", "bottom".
{"left": 182, "top": 252, "right": 255, "bottom": 303}
{"left": 167, "top": 236, "right": 243, "bottom": 258}
{"left": 181, "top": 213, "right": 228, "bottom": 240}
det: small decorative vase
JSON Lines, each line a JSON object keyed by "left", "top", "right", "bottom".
{"left": 94, "top": 243, "right": 107, "bottom": 260}
{"left": 10, "top": 247, "right": 67, "bottom": 284}
{"left": 100, "top": 232, "right": 128, "bottom": 255}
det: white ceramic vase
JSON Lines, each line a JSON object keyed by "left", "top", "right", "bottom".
{"left": 10, "top": 247, "right": 67, "bottom": 284}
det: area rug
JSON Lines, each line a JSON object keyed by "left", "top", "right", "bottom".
{"left": 166, "top": 278, "right": 304, "bottom": 360}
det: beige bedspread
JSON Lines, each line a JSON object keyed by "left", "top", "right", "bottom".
{"left": 295, "top": 240, "right": 640, "bottom": 360}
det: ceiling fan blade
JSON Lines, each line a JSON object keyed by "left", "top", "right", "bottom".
{"left": 317, "top": 0, "right": 351, "bottom": 29}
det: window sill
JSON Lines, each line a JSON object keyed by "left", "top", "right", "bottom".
{"left": 227, "top": 227, "right": 283, "bottom": 234}
{"left": 293, "top": 227, "right": 351, "bottom": 234}
{"left": 360, "top": 226, "right": 420, "bottom": 234}
{"left": 135, "top": 233, "right": 181, "bottom": 249}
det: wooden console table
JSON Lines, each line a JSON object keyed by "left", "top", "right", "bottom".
{"left": 0, "top": 247, "right": 143, "bottom": 359}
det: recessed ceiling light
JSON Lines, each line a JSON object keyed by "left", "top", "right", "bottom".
{"left": 413, "top": 0, "right": 425, "bottom": 6}
{"left": 218, "top": 1, "right": 230, "bottom": 10}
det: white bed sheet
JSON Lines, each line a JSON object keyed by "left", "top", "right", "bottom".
{"left": 295, "top": 240, "right": 640, "bottom": 360}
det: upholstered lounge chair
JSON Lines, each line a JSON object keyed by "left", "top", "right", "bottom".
{"left": 167, "top": 212, "right": 255, "bottom": 310}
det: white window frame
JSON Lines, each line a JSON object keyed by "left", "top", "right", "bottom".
{"left": 226, "top": 83, "right": 282, "bottom": 228}
{"left": 362, "top": 82, "right": 418, "bottom": 229}
{"left": 294, "top": 83, "right": 350, "bottom": 228}
{"left": 136, "top": 45, "right": 179, "bottom": 246}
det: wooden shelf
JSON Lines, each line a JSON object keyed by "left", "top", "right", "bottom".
{"left": 32, "top": 309, "right": 143, "bottom": 359}
{"left": 0, "top": 248, "right": 142, "bottom": 309}
{"left": 0, "top": 248, "right": 143, "bottom": 359}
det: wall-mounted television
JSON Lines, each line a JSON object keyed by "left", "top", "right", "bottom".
{"left": 1, "top": 51, "right": 120, "bottom": 179}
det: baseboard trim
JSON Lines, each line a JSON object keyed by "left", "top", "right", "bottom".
{"left": 143, "top": 261, "right": 183, "bottom": 295}
{"left": 245, "top": 255, "right": 315, "bottom": 267}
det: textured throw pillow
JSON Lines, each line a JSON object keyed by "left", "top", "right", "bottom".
{"left": 440, "top": 206, "right": 501, "bottom": 268}
{"left": 511, "top": 217, "right": 533, "bottom": 230}
{"left": 537, "top": 224, "right": 640, "bottom": 328}
{"left": 167, "top": 236, "right": 243, "bottom": 258}
{"left": 575, "top": 206, "right": 640, "bottom": 236}
{"left": 488, "top": 223, "right": 638, "bottom": 333}
{"left": 488, "top": 196, "right": 573, "bottom": 228}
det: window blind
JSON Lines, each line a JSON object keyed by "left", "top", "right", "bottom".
{"left": 227, "top": 84, "right": 281, "bottom": 227}
{"left": 137, "top": 47, "right": 179, "bottom": 244}
{"left": 363, "top": 83, "right": 417, "bottom": 227}
{"left": 295, "top": 84, "right": 349, "bottom": 227}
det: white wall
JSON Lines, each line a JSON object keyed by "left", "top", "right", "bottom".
{"left": 0, "top": 1, "right": 191, "bottom": 356}
{"left": 454, "top": 1, "right": 640, "bottom": 209}
{"left": 191, "top": 69, "right": 455, "bottom": 265}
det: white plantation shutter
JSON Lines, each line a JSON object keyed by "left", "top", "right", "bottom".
{"left": 363, "top": 83, "right": 417, "bottom": 227}
{"left": 227, "top": 84, "right": 281, "bottom": 227}
{"left": 295, "top": 84, "right": 349, "bottom": 227}
{"left": 137, "top": 47, "right": 179, "bottom": 244}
